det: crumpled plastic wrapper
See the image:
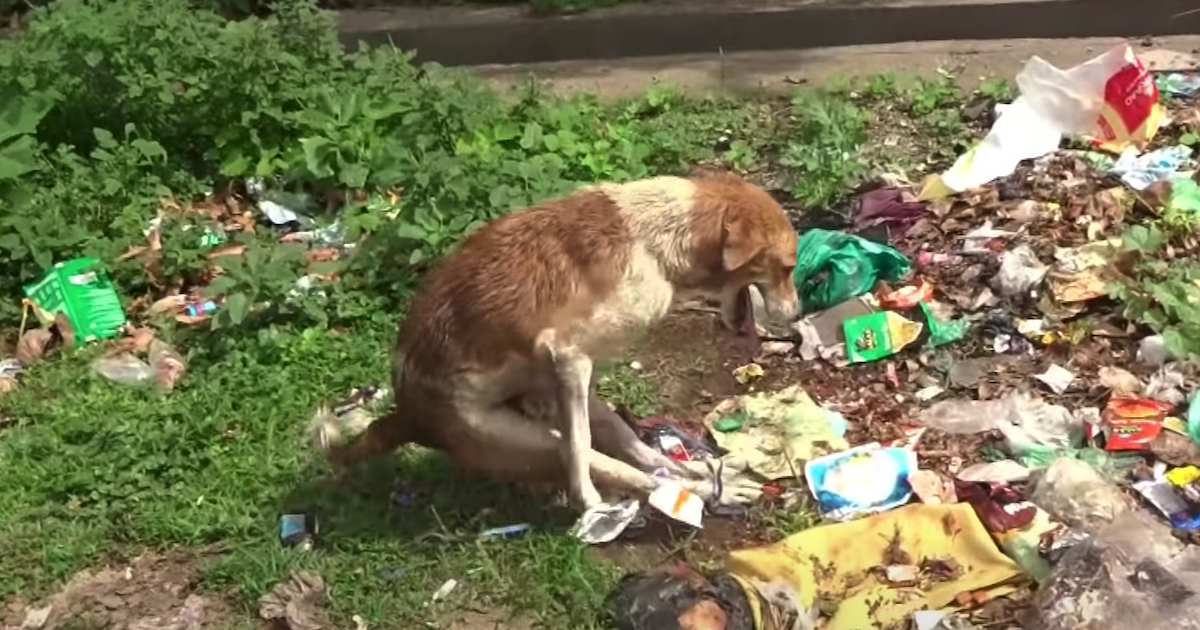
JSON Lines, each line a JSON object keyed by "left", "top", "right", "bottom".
{"left": 1036, "top": 519, "right": 1200, "bottom": 630}
{"left": 259, "top": 570, "right": 329, "bottom": 630}
{"left": 1029, "top": 458, "right": 1127, "bottom": 531}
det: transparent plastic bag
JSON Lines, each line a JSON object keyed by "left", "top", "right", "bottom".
{"left": 1036, "top": 511, "right": 1200, "bottom": 630}
{"left": 1028, "top": 458, "right": 1127, "bottom": 531}
{"left": 92, "top": 353, "right": 154, "bottom": 386}
{"left": 920, "top": 391, "right": 1085, "bottom": 448}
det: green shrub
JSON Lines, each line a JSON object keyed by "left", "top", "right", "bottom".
{"left": 0, "top": 0, "right": 717, "bottom": 336}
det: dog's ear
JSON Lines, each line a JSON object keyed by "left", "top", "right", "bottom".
{"left": 722, "top": 216, "right": 762, "bottom": 271}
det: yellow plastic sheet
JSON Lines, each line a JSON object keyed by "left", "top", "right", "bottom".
{"left": 728, "top": 504, "right": 1024, "bottom": 630}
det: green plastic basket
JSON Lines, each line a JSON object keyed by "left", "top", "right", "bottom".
{"left": 23, "top": 257, "right": 127, "bottom": 348}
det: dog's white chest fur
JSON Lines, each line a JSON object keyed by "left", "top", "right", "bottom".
{"left": 579, "top": 244, "right": 675, "bottom": 353}
{"left": 573, "top": 178, "right": 696, "bottom": 356}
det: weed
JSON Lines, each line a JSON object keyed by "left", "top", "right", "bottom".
{"left": 782, "top": 87, "right": 870, "bottom": 209}
{"left": 595, "top": 363, "right": 658, "bottom": 418}
{"left": 906, "top": 72, "right": 961, "bottom": 116}
{"left": 977, "top": 75, "right": 1016, "bottom": 103}
{"left": 1111, "top": 223, "right": 1200, "bottom": 358}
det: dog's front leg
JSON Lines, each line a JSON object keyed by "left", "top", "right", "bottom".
{"left": 536, "top": 329, "right": 604, "bottom": 510}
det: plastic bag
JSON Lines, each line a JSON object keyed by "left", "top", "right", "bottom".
{"left": 792, "top": 229, "right": 910, "bottom": 314}
{"left": 1190, "top": 390, "right": 1200, "bottom": 447}
{"left": 930, "top": 44, "right": 1163, "bottom": 195}
{"left": 992, "top": 244, "right": 1048, "bottom": 296}
{"left": 92, "top": 353, "right": 154, "bottom": 385}
{"left": 1036, "top": 513, "right": 1200, "bottom": 630}
{"left": 1028, "top": 458, "right": 1127, "bottom": 531}
{"left": 918, "top": 391, "right": 1084, "bottom": 450}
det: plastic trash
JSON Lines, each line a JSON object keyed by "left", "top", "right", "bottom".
{"left": 648, "top": 483, "right": 704, "bottom": 528}
{"left": 918, "top": 302, "right": 967, "bottom": 348}
{"left": 573, "top": 500, "right": 641, "bottom": 545}
{"left": 920, "top": 392, "right": 1084, "bottom": 453}
{"left": 1144, "top": 363, "right": 1189, "bottom": 406}
{"left": 607, "top": 563, "right": 814, "bottom": 630}
{"left": 926, "top": 44, "right": 1162, "bottom": 196}
{"left": 956, "top": 459, "right": 1032, "bottom": 483}
{"left": 0, "top": 358, "right": 20, "bottom": 394}
{"left": 1168, "top": 178, "right": 1200, "bottom": 215}
{"left": 843, "top": 310, "right": 924, "bottom": 363}
{"left": 148, "top": 338, "right": 186, "bottom": 393}
{"left": 1190, "top": 390, "right": 1200, "bottom": 446}
{"left": 1034, "top": 363, "right": 1075, "bottom": 394}
{"left": 792, "top": 229, "right": 910, "bottom": 313}
{"left": 279, "top": 513, "right": 318, "bottom": 550}
{"left": 1158, "top": 72, "right": 1200, "bottom": 97}
{"left": 1111, "top": 145, "right": 1194, "bottom": 190}
{"left": 92, "top": 353, "right": 155, "bottom": 385}
{"left": 992, "top": 244, "right": 1047, "bottom": 296}
{"left": 805, "top": 444, "right": 917, "bottom": 521}
{"left": 1035, "top": 516, "right": 1200, "bottom": 630}
{"left": 1099, "top": 366, "right": 1142, "bottom": 396}
{"left": 1029, "top": 458, "right": 1127, "bottom": 531}
{"left": 1139, "top": 334, "right": 1178, "bottom": 366}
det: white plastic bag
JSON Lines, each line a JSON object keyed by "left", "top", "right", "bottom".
{"left": 931, "top": 45, "right": 1163, "bottom": 195}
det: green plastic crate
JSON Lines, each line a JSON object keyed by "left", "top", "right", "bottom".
{"left": 23, "top": 257, "right": 127, "bottom": 348}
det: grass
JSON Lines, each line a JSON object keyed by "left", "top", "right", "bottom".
{"left": 0, "top": 2, "right": 1017, "bottom": 622}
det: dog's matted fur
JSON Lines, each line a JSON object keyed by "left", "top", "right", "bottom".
{"left": 314, "top": 170, "right": 800, "bottom": 509}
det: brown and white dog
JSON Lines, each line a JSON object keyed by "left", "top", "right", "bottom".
{"left": 314, "top": 170, "right": 800, "bottom": 510}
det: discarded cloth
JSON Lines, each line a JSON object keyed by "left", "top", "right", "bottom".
{"left": 703, "top": 385, "right": 849, "bottom": 480}
{"left": 852, "top": 187, "right": 928, "bottom": 239}
{"left": 727, "top": 504, "right": 1023, "bottom": 630}
{"left": 793, "top": 229, "right": 910, "bottom": 314}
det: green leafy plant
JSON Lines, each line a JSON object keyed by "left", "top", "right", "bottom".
{"left": 1110, "top": 224, "right": 1200, "bottom": 358}
{"left": 781, "top": 87, "right": 869, "bottom": 209}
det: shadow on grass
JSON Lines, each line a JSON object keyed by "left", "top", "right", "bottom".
{"left": 205, "top": 447, "right": 623, "bottom": 629}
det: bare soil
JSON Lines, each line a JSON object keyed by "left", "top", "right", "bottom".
{"left": 1, "top": 550, "right": 231, "bottom": 630}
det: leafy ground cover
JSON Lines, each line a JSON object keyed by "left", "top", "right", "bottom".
{"left": 2, "top": 1, "right": 1200, "bottom": 629}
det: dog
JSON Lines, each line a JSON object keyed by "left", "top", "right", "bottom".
{"left": 314, "top": 170, "right": 800, "bottom": 510}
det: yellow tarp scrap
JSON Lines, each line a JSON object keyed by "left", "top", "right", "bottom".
{"left": 727, "top": 504, "right": 1024, "bottom": 630}
{"left": 703, "top": 385, "right": 848, "bottom": 480}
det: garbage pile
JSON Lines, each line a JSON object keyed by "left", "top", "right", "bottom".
{"left": 0, "top": 178, "right": 392, "bottom": 396}
{"left": 603, "top": 43, "right": 1200, "bottom": 630}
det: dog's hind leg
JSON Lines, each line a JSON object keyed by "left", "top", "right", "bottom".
{"left": 448, "top": 401, "right": 658, "bottom": 502}
{"left": 588, "top": 396, "right": 704, "bottom": 477}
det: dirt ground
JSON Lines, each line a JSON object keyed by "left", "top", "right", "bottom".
{"left": 1, "top": 550, "right": 229, "bottom": 630}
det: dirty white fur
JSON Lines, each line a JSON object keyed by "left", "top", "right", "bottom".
{"left": 572, "top": 177, "right": 699, "bottom": 354}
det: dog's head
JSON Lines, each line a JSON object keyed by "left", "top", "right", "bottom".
{"left": 691, "top": 170, "right": 800, "bottom": 325}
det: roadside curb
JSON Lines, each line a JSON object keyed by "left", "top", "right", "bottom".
{"left": 337, "top": 0, "right": 1200, "bottom": 67}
